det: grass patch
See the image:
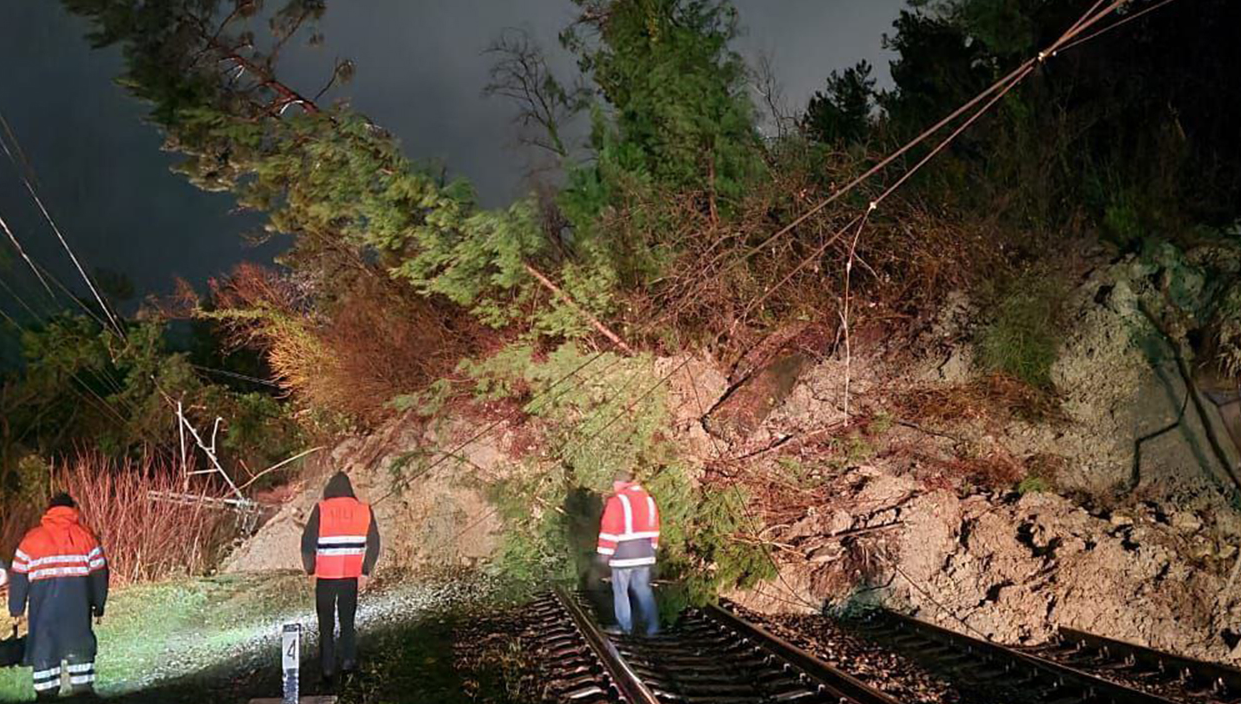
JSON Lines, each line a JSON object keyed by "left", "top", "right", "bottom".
{"left": 976, "top": 270, "right": 1068, "bottom": 389}
{"left": 340, "top": 614, "right": 527, "bottom": 704}
{"left": 0, "top": 573, "right": 526, "bottom": 703}
{"left": 0, "top": 572, "right": 313, "bottom": 701}
{"left": 1017, "top": 475, "right": 1052, "bottom": 495}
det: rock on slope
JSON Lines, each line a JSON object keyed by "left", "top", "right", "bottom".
{"left": 725, "top": 251, "right": 1241, "bottom": 662}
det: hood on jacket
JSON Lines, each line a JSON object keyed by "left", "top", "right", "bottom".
{"left": 323, "top": 472, "right": 356, "bottom": 500}
{"left": 42, "top": 506, "right": 82, "bottom": 527}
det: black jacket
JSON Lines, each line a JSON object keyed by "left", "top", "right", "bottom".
{"left": 300, "top": 473, "right": 381, "bottom": 576}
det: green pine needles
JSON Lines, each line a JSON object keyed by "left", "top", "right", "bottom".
{"left": 465, "top": 343, "right": 772, "bottom": 602}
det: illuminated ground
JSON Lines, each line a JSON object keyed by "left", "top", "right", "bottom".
{"left": 0, "top": 572, "right": 514, "bottom": 703}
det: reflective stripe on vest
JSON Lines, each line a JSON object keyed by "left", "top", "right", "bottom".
{"left": 315, "top": 497, "right": 371, "bottom": 578}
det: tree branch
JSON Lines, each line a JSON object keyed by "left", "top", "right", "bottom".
{"left": 524, "top": 263, "right": 634, "bottom": 355}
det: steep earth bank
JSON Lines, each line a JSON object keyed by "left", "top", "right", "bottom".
{"left": 228, "top": 246, "right": 1241, "bottom": 662}
{"left": 726, "top": 247, "right": 1241, "bottom": 662}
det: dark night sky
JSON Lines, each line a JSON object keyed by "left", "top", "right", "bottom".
{"left": 0, "top": 0, "right": 905, "bottom": 315}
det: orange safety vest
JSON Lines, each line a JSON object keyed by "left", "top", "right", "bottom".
{"left": 315, "top": 497, "right": 372, "bottom": 579}
{"left": 596, "top": 483, "right": 660, "bottom": 567}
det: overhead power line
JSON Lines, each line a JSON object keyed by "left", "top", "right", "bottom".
{"left": 0, "top": 210, "right": 53, "bottom": 298}
{"left": 0, "top": 110, "right": 126, "bottom": 338}
{"left": 0, "top": 284, "right": 136, "bottom": 430}
{"left": 1058, "top": 0, "right": 1181, "bottom": 52}
{"left": 375, "top": 0, "right": 1174, "bottom": 512}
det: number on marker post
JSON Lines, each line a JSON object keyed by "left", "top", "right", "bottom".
{"left": 281, "top": 623, "right": 301, "bottom": 704}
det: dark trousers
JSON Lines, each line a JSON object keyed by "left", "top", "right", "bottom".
{"left": 315, "top": 578, "right": 358, "bottom": 675}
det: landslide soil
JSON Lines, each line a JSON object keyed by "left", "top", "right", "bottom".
{"left": 717, "top": 248, "right": 1241, "bottom": 663}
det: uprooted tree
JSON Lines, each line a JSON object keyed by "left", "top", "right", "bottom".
{"left": 52, "top": 0, "right": 1241, "bottom": 596}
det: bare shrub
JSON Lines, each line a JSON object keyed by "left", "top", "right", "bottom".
{"left": 609, "top": 144, "right": 994, "bottom": 366}
{"left": 51, "top": 454, "right": 235, "bottom": 586}
{"left": 201, "top": 264, "right": 493, "bottom": 424}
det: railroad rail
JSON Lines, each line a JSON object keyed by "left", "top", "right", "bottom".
{"left": 531, "top": 587, "right": 901, "bottom": 703}
{"left": 1031, "top": 626, "right": 1241, "bottom": 703}
{"left": 843, "top": 608, "right": 1190, "bottom": 704}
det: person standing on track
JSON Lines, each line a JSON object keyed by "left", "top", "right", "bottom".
{"left": 300, "top": 471, "right": 380, "bottom": 684}
{"left": 596, "top": 469, "right": 661, "bottom": 636}
{"left": 8, "top": 493, "right": 108, "bottom": 700}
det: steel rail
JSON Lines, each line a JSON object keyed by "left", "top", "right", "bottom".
{"left": 1057, "top": 627, "right": 1241, "bottom": 701}
{"left": 874, "top": 609, "right": 1180, "bottom": 704}
{"left": 554, "top": 587, "right": 660, "bottom": 704}
{"left": 552, "top": 587, "right": 907, "bottom": 703}
{"left": 707, "top": 602, "right": 905, "bottom": 704}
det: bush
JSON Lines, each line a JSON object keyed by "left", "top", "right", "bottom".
{"left": 471, "top": 343, "right": 772, "bottom": 604}
{"left": 51, "top": 454, "right": 236, "bottom": 586}
{"left": 205, "top": 264, "right": 489, "bottom": 425}
{"left": 976, "top": 271, "right": 1067, "bottom": 389}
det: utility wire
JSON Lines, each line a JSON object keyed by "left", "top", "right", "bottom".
{"left": 0, "top": 210, "right": 53, "bottom": 297}
{"left": 740, "top": 0, "right": 1132, "bottom": 265}
{"left": 30, "top": 258, "right": 117, "bottom": 335}
{"left": 374, "top": 0, "right": 1153, "bottom": 514}
{"left": 1058, "top": 0, "right": 1181, "bottom": 52}
{"left": 0, "top": 285, "right": 135, "bottom": 430}
{"left": 0, "top": 277, "right": 44, "bottom": 321}
{"left": 0, "top": 274, "right": 140, "bottom": 421}
{"left": 0, "top": 109, "right": 125, "bottom": 338}
{"left": 2, "top": 252, "right": 136, "bottom": 402}
{"left": 190, "top": 363, "right": 283, "bottom": 389}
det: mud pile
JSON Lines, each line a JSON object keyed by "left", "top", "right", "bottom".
{"left": 223, "top": 414, "right": 511, "bottom": 576}
{"left": 224, "top": 247, "right": 1241, "bottom": 661}
{"left": 724, "top": 248, "right": 1241, "bottom": 661}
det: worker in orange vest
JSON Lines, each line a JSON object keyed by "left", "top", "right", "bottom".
{"left": 8, "top": 493, "right": 108, "bottom": 700}
{"left": 596, "top": 469, "right": 661, "bottom": 636}
{"left": 300, "top": 472, "right": 380, "bottom": 684}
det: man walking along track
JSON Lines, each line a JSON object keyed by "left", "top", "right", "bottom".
{"left": 301, "top": 471, "right": 380, "bottom": 684}
{"left": 9, "top": 493, "right": 109, "bottom": 700}
{"left": 597, "top": 470, "right": 661, "bottom": 636}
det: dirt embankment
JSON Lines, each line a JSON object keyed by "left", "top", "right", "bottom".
{"left": 224, "top": 414, "right": 513, "bottom": 576}
{"left": 721, "top": 250, "right": 1241, "bottom": 662}
{"left": 225, "top": 247, "right": 1241, "bottom": 662}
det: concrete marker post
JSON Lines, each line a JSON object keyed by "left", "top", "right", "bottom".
{"left": 282, "top": 623, "right": 300, "bottom": 704}
{"left": 251, "top": 623, "right": 336, "bottom": 704}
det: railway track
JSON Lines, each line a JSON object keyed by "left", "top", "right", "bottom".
{"left": 1031, "top": 626, "right": 1241, "bottom": 703}
{"left": 529, "top": 587, "right": 901, "bottom": 703}
{"left": 841, "top": 608, "right": 1235, "bottom": 704}
{"left": 523, "top": 588, "right": 1241, "bottom": 703}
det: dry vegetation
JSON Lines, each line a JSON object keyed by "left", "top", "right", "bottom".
{"left": 2, "top": 454, "right": 236, "bottom": 586}
{"left": 62, "top": 455, "right": 237, "bottom": 585}
{"left": 192, "top": 264, "right": 500, "bottom": 424}
{"left": 615, "top": 152, "right": 998, "bottom": 368}
{"left": 895, "top": 373, "right": 1068, "bottom": 428}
